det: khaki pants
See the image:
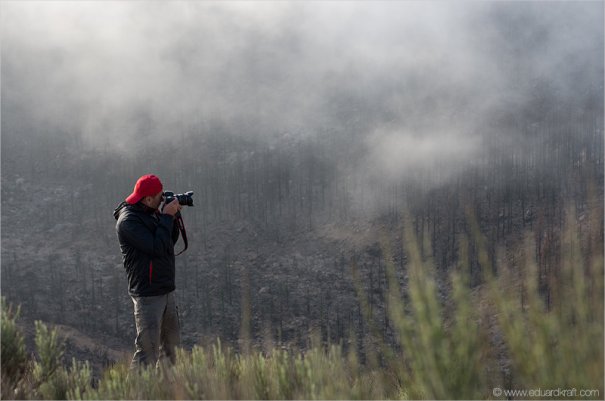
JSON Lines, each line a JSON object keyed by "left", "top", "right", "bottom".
{"left": 129, "top": 291, "right": 180, "bottom": 370}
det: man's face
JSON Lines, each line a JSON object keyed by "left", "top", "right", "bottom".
{"left": 144, "top": 191, "right": 164, "bottom": 210}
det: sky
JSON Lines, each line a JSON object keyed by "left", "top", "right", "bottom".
{"left": 1, "top": 1, "right": 603, "bottom": 182}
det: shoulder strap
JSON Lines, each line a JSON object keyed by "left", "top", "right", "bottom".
{"left": 175, "top": 214, "right": 188, "bottom": 256}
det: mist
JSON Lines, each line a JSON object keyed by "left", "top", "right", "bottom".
{"left": 3, "top": 1, "right": 601, "bottom": 183}
{"left": 1, "top": 1, "right": 603, "bottom": 377}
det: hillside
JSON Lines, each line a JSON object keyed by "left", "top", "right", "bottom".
{"left": 1, "top": 2, "right": 603, "bottom": 398}
{"left": 2, "top": 203, "right": 603, "bottom": 398}
{"left": 2, "top": 111, "right": 603, "bottom": 372}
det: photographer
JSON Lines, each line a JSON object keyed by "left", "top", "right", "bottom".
{"left": 113, "top": 174, "right": 182, "bottom": 370}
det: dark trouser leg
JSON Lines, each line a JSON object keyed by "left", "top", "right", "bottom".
{"left": 159, "top": 291, "right": 181, "bottom": 365}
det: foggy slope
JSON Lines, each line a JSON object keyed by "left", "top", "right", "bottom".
{"left": 1, "top": 1, "right": 603, "bottom": 369}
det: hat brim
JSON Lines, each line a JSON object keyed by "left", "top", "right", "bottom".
{"left": 125, "top": 192, "right": 143, "bottom": 205}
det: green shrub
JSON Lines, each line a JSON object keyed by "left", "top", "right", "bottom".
{"left": 379, "top": 220, "right": 489, "bottom": 399}
{"left": 33, "top": 320, "right": 65, "bottom": 383}
{"left": 1, "top": 298, "right": 29, "bottom": 398}
{"left": 485, "top": 210, "right": 604, "bottom": 397}
{"left": 1, "top": 298, "right": 28, "bottom": 380}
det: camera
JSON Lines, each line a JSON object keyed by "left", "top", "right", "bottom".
{"left": 163, "top": 191, "right": 194, "bottom": 206}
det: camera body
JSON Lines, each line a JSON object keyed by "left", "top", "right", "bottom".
{"left": 163, "top": 191, "right": 194, "bottom": 207}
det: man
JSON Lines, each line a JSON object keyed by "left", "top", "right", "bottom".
{"left": 113, "top": 174, "right": 183, "bottom": 369}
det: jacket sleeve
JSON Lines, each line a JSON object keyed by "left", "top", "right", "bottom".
{"left": 118, "top": 214, "right": 175, "bottom": 257}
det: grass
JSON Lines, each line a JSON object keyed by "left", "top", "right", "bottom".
{"left": 1, "top": 205, "right": 603, "bottom": 399}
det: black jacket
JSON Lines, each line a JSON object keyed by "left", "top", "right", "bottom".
{"left": 113, "top": 202, "right": 180, "bottom": 297}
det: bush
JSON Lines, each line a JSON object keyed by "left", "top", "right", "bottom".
{"left": 1, "top": 305, "right": 92, "bottom": 400}
{"left": 378, "top": 220, "right": 490, "bottom": 399}
{"left": 1, "top": 298, "right": 28, "bottom": 383}
{"left": 1, "top": 298, "right": 30, "bottom": 400}
{"left": 485, "top": 210, "right": 604, "bottom": 396}
{"left": 33, "top": 320, "right": 65, "bottom": 383}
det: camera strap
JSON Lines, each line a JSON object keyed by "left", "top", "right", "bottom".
{"left": 175, "top": 214, "right": 188, "bottom": 256}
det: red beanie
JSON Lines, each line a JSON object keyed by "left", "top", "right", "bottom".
{"left": 125, "top": 174, "right": 163, "bottom": 205}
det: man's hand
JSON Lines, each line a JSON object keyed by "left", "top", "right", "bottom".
{"left": 163, "top": 198, "right": 182, "bottom": 217}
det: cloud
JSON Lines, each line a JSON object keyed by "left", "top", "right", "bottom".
{"left": 2, "top": 1, "right": 602, "bottom": 177}
{"left": 365, "top": 128, "right": 480, "bottom": 183}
